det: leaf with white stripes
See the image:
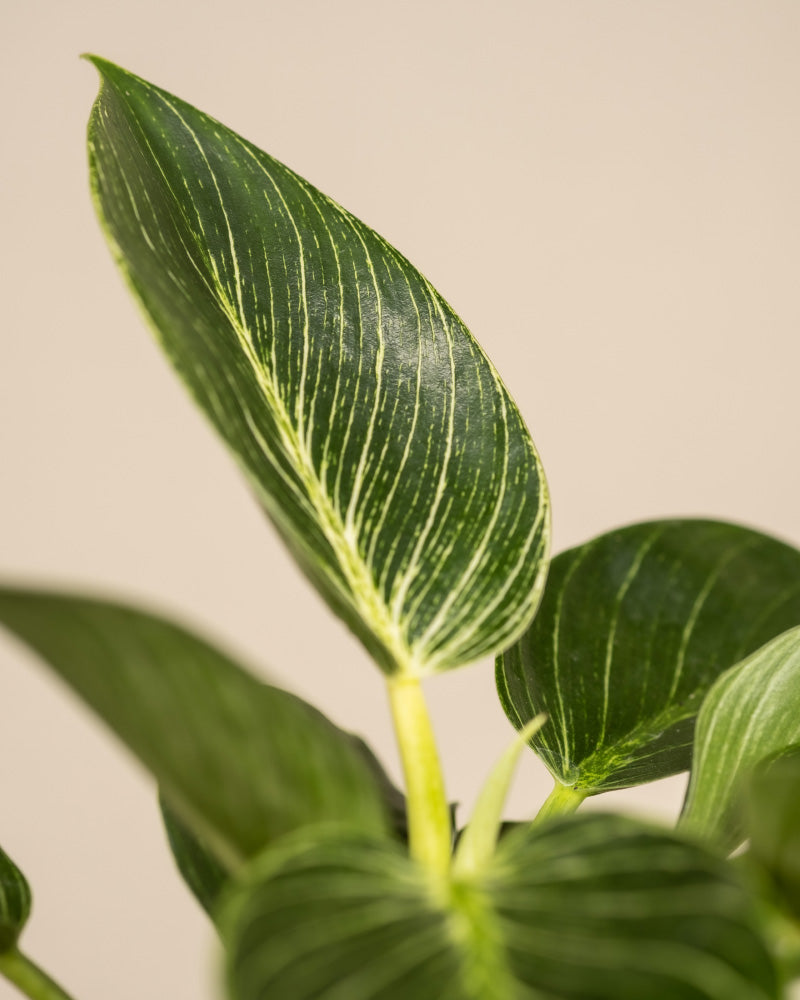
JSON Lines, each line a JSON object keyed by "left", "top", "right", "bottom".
{"left": 222, "top": 815, "right": 778, "bottom": 999}
{"left": 497, "top": 520, "right": 800, "bottom": 795}
{"left": 681, "top": 627, "right": 800, "bottom": 850}
{"left": 85, "top": 58, "right": 549, "bottom": 678}
{"left": 0, "top": 846, "right": 31, "bottom": 953}
{"left": 0, "top": 586, "right": 391, "bottom": 869}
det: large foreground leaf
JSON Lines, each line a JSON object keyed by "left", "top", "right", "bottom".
{"left": 86, "top": 58, "right": 549, "bottom": 677}
{"left": 159, "top": 738, "right": 408, "bottom": 920}
{"left": 497, "top": 520, "right": 800, "bottom": 793}
{"left": 223, "top": 815, "right": 778, "bottom": 1000}
{"left": 681, "top": 627, "right": 800, "bottom": 850}
{"left": 0, "top": 846, "right": 31, "bottom": 952}
{"left": 0, "top": 587, "right": 389, "bottom": 868}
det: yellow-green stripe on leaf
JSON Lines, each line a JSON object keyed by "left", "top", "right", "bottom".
{"left": 222, "top": 816, "right": 778, "bottom": 1000}
{"left": 498, "top": 519, "right": 800, "bottom": 794}
{"left": 86, "top": 58, "right": 550, "bottom": 677}
{"left": 681, "top": 628, "right": 800, "bottom": 850}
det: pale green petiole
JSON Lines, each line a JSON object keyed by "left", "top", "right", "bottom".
{"left": 453, "top": 714, "right": 547, "bottom": 876}
{"left": 533, "top": 780, "right": 587, "bottom": 825}
{"left": 387, "top": 675, "right": 452, "bottom": 876}
{"left": 0, "top": 948, "right": 77, "bottom": 1000}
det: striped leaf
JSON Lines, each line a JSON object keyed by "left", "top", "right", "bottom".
{"left": 496, "top": 520, "right": 800, "bottom": 794}
{"left": 0, "top": 846, "right": 31, "bottom": 953}
{"left": 223, "top": 815, "right": 778, "bottom": 999}
{"left": 0, "top": 587, "right": 390, "bottom": 869}
{"left": 86, "top": 58, "right": 550, "bottom": 678}
{"left": 681, "top": 627, "right": 800, "bottom": 850}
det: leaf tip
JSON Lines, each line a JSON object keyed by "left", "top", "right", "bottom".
{"left": 81, "top": 54, "right": 140, "bottom": 94}
{"left": 80, "top": 52, "right": 110, "bottom": 74}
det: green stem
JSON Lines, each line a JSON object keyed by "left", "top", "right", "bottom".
{"left": 387, "top": 675, "right": 451, "bottom": 876}
{"left": 533, "top": 781, "right": 586, "bottom": 825}
{"left": 0, "top": 948, "right": 77, "bottom": 1000}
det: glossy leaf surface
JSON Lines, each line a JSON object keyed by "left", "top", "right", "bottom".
{"left": 224, "top": 815, "right": 777, "bottom": 1000}
{"left": 0, "top": 587, "right": 390, "bottom": 868}
{"left": 681, "top": 627, "right": 800, "bottom": 850}
{"left": 86, "top": 58, "right": 549, "bottom": 677}
{"left": 497, "top": 520, "right": 800, "bottom": 792}
{"left": 0, "top": 846, "right": 31, "bottom": 952}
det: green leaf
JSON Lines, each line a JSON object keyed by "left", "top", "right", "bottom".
{"left": 681, "top": 627, "right": 800, "bottom": 850}
{"left": 496, "top": 519, "right": 800, "bottom": 793}
{"left": 0, "top": 846, "right": 31, "bottom": 953}
{"left": 160, "top": 794, "right": 231, "bottom": 919}
{"left": 0, "top": 587, "right": 390, "bottom": 868}
{"left": 85, "top": 57, "right": 550, "bottom": 678}
{"left": 159, "top": 737, "right": 408, "bottom": 919}
{"left": 223, "top": 815, "right": 778, "bottom": 999}
{"left": 744, "top": 749, "right": 800, "bottom": 920}
{"left": 345, "top": 735, "right": 409, "bottom": 844}
{"left": 453, "top": 713, "right": 546, "bottom": 876}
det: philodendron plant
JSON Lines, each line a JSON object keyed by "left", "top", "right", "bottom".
{"left": 2, "top": 58, "right": 800, "bottom": 1000}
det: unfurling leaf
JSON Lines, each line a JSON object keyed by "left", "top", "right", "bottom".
{"left": 497, "top": 520, "right": 800, "bottom": 794}
{"left": 86, "top": 57, "right": 549, "bottom": 678}
{"left": 453, "top": 713, "right": 546, "bottom": 876}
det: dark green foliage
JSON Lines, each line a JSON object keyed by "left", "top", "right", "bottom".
{"left": 498, "top": 520, "right": 800, "bottom": 793}
{"left": 0, "top": 846, "right": 31, "bottom": 952}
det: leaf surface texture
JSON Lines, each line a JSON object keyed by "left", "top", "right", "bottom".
{"left": 86, "top": 58, "right": 549, "bottom": 676}
{"left": 497, "top": 520, "right": 800, "bottom": 791}
{"left": 224, "top": 815, "right": 778, "bottom": 999}
{"left": 681, "top": 627, "right": 800, "bottom": 849}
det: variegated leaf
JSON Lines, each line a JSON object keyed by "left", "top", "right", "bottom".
{"left": 681, "top": 627, "right": 800, "bottom": 850}
{"left": 497, "top": 520, "right": 800, "bottom": 794}
{"left": 86, "top": 58, "right": 549, "bottom": 677}
{"left": 223, "top": 816, "right": 778, "bottom": 999}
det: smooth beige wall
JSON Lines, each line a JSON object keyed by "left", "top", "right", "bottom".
{"left": 3, "top": 2, "right": 800, "bottom": 997}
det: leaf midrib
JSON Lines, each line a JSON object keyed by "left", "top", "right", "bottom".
{"left": 441, "top": 877, "right": 519, "bottom": 1000}
{"left": 223, "top": 296, "right": 417, "bottom": 676}
{"left": 99, "top": 76, "right": 419, "bottom": 677}
{"left": 562, "top": 700, "right": 696, "bottom": 791}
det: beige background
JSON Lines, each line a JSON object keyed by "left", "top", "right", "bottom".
{"left": 2, "top": 2, "right": 800, "bottom": 997}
